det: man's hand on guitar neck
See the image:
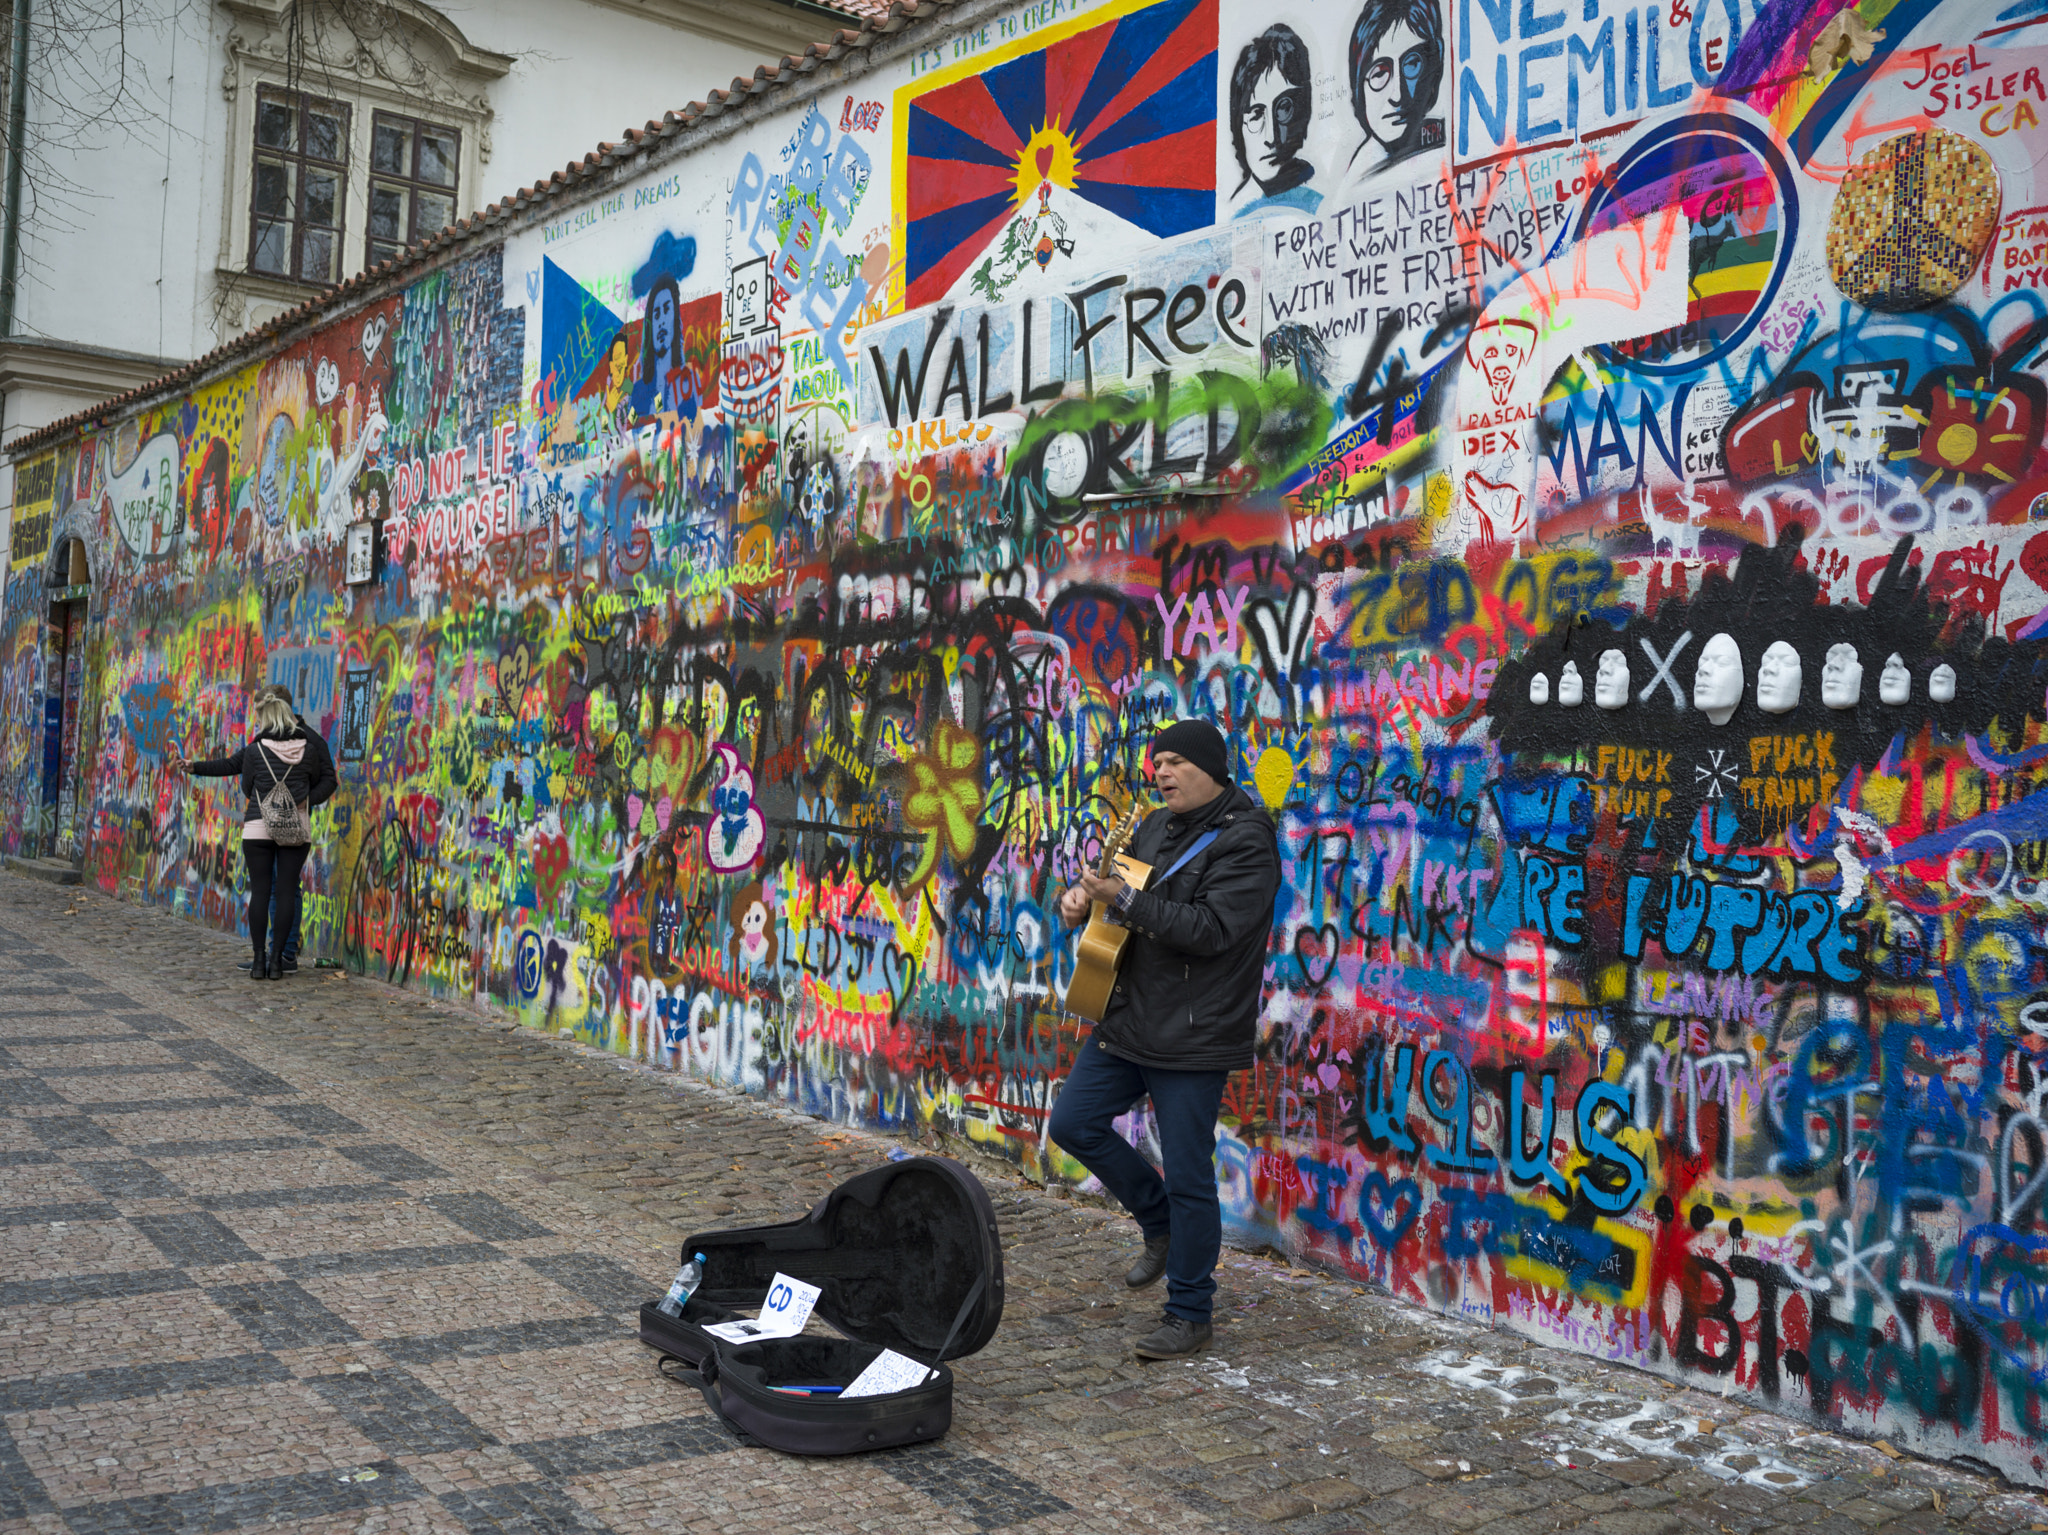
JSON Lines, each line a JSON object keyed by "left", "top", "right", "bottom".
{"left": 1059, "top": 869, "right": 1129, "bottom": 926}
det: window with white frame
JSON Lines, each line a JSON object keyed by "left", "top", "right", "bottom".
{"left": 367, "top": 111, "right": 461, "bottom": 270}
{"left": 249, "top": 88, "right": 352, "bottom": 286}
{"left": 218, "top": 3, "right": 507, "bottom": 314}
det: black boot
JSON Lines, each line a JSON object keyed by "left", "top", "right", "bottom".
{"left": 1134, "top": 1313, "right": 1212, "bottom": 1361}
{"left": 249, "top": 950, "right": 270, "bottom": 981}
{"left": 269, "top": 943, "right": 289, "bottom": 979}
{"left": 1125, "top": 1233, "right": 1171, "bottom": 1289}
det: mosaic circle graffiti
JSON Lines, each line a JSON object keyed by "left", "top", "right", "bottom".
{"left": 1826, "top": 127, "right": 2000, "bottom": 313}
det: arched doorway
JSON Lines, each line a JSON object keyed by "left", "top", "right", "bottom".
{"left": 39, "top": 536, "right": 93, "bottom": 863}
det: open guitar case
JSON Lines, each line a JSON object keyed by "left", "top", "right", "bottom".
{"left": 639, "top": 1154, "right": 1004, "bottom": 1455}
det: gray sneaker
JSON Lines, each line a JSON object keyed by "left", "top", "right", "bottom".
{"left": 1134, "top": 1314, "right": 1212, "bottom": 1360}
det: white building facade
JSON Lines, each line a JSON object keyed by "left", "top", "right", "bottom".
{"left": 0, "top": 0, "right": 871, "bottom": 491}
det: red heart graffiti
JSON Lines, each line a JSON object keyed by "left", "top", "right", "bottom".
{"left": 533, "top": 834, "right": 570, "bottom": 910}
{"left": 2020, "top": 529, "right": 2048, "bottom": 596}
{"left": 1035, "top": 145, "right": 1054, "bottom": 178}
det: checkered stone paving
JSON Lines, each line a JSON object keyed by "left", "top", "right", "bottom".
{"left": 4, "top": 879, "right": 2048, "bottom": 1535}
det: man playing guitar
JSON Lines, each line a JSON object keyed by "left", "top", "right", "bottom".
{"left": 1049, "top": 720, "right": 1282, "bottom": 1360}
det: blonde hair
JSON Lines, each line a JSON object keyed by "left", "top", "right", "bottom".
{"left": 250, "top": 693, "right": 296, "bottom": 736}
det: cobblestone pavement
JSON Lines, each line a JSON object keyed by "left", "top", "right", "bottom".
{"left": 3, "top": 877, "right": 2047, "bottom": 1535}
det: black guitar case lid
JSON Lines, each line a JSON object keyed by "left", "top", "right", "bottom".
{"left": 638, "top": 1154, "right": 1004, "bottom": 1455}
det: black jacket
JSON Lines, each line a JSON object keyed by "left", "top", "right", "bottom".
{"left": 189, "top": 724, "right": 338, "bottom": 822}
{"left": 1089, "top": 784, "right": 1281, "bottom": 1072}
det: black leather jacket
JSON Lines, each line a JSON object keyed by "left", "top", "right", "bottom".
{"left": 1089, "top": 784, "right": 1281, "bottom": 1072}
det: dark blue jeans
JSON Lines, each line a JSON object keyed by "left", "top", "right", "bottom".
{"left": 271, "top": 885, "right": 301, "bottom": 957}
{"left": 1048, "top": 1037, "right": 1229, "bottom": 1324}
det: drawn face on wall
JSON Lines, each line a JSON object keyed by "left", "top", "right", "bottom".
{"left": 1595, "top": 648, "right": 1629, "bottom": 709}
{"left": 605, "top": 337, "right": 631, "bottom": 410}
{"left": 798, "top": 461, "right": 838, "bottom": 522}
{"left": 1246, "top": 70, "right": 1308, "bottom": 188}
{"left": 1360, "top": 22, "right": 1424, "bottom": 146}
{"left": 727, "top": 880, "right": 776, "bottom": 970}
{"left": 1262, "top": 324, "right": 1331, "bottom": 392}
{"left": 1693, "top": 633, "right": 1743, "bottom": 724}
{"left": 194, "top": 440, "right": 230, "bottom": 555}
{"left": 1756, "top": 642, "right": 1802, "bottom": 713}
{"left": 258, "top": 414, "right": 294, "bottom": 528}
{"left": 1229, "top": 27, "right": 1313, "bottom": 201}
{"left": 1465, "top": 319, "right": 1535, "bottom": 410}
{"left": 649, "top": 288, "right": 677, "bottom": 363}
{"left": 1821, "top": 643, "right": 1861, "bottom": 709}
{"left": 1348, "top": 0, "right": 1443, "bottom": 163}
{"left": 1880, "top": 652, "right": 1911, "bottom": 704}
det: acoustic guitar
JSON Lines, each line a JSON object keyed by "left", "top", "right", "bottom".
{"left": 1063, "top": 804, "right": 1153, "bottom": 1023}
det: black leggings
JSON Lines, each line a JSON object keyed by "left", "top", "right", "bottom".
{"left": 244, "top": 841, "right": 308, "bottom": 959}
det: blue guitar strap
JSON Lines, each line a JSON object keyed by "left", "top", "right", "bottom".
{"left": 1149, "top": 828, "right": 1221, "bottom": 886}
{"left": 1071, "top": 826, "right": 1225, "bottom": 1034}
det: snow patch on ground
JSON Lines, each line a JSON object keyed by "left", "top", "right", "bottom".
{"left": 1411, "top": 1350, "right": 1815, "bottom": 1490}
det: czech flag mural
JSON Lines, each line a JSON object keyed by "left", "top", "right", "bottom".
{"left": 898, "top": 0, "right": 1217, "bottom": 311}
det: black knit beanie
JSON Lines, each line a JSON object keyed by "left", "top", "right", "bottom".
{"left": 1148, "top": 719, "right": 1231, "bottom": 787}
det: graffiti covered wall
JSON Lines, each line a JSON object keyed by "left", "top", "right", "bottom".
{"left": 8, "top": 0, "right": 2048, "bottom": 1482}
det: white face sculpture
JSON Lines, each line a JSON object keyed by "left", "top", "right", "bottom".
{"left": 1756, "top": 641, "right": 1802, "bottom": 714}
{"left": 1929, "top": 662, "right": 1957, "bottom": 703}
{"left": 1693, "top": 633, "right": 1743, "bottom": 725}
{"left": 1558, "top": 660, "right": 1584, "bottom": 707}
{"left": 1528, "top": 672, "right": 1550, "bottom": 705}
{"left": 1880, "top": 652, "right": 1911, "bottom": 705}
{"left": 1821, "top": 643, "right": 1862, "bottom": 710}
{"left": 1595, "top": 648, "right": 1629, "bottom": 710}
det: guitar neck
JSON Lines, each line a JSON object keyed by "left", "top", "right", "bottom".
{"left": 1098, "top": 812, "right": 1142, "bottom": 876}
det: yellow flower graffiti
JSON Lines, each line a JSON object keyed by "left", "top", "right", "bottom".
{"left": 900, "top": 724, "right": 984, "bottom": 889}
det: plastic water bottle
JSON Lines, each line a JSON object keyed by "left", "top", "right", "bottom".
{"left": 656, "top": 1252, "right": 707, "bottom": 1318}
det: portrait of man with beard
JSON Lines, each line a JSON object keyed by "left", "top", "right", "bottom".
{"left": 633, "top": 273, "right": 700, "bottom": 422}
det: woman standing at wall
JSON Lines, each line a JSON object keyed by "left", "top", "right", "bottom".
{"left": 168, "top": 687, "right": 338, "bottom": 980}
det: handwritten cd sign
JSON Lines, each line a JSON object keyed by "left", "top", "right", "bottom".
{"left": 703, "top": 1272, "right": 820, "bottom": 1343}
{"left": 841, "top": 1348, "right": 935, "bottom": 1398}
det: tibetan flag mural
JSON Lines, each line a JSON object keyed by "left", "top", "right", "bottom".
{"left": 897, "top": 0, "right": 1217, "bottom": 312}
